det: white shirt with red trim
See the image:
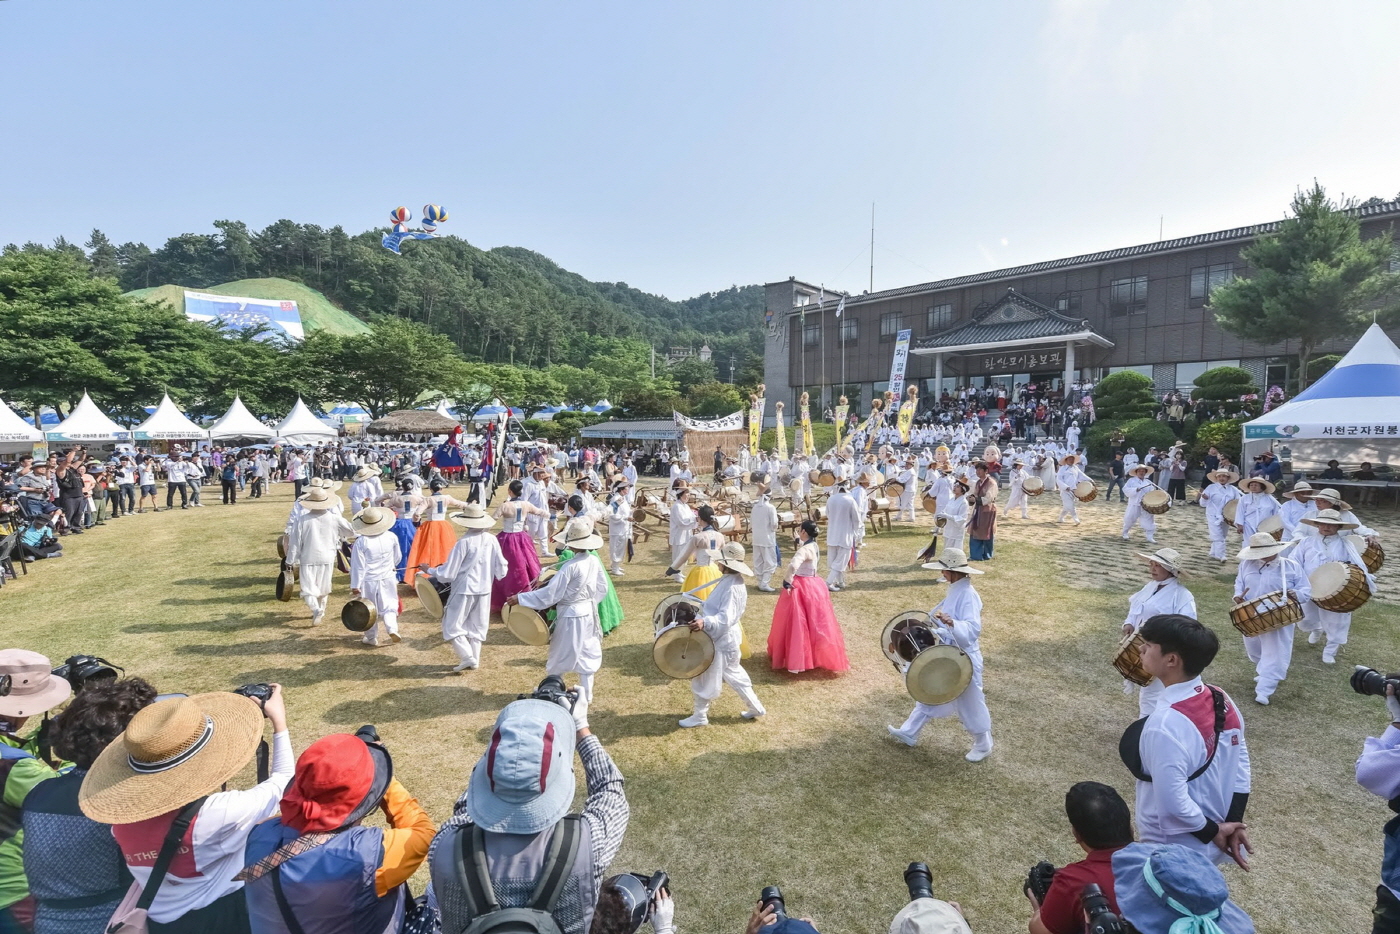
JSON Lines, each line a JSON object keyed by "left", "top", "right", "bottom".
{"left": 1134, "top": 678, "right": 1251, "bottom": 863}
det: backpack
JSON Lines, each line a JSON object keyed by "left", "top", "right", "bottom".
{"left": 447, "top": 816, "right": 582, "bottom": 934}
{"left": 0, "top": 744, "right": 37, "bottom": 846}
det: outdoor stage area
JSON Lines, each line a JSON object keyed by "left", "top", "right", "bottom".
{"left": 7, "top": 482, "right": 1397, "bottom": 934}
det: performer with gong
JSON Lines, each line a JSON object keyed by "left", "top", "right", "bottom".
{"left": 675, "top": 543, "right": 766, "bottom": 728}
{"left": 429, "top": 504, "right": 508, "bottom": 673}
{"left": 1232, "top": 531, "right": 1310, "bottom": 705}
{"left": 346, "top": 506, "right": 403, "bottom": 647}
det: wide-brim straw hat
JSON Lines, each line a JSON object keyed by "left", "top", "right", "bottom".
{"left": 922, "top": 547, "right": 984, "bottom": 575}
{"left": 298, "top": 488, "right": 337, "bottom": 511}
{"left": 1129, "top": 463, "right": 1153, "bottom": 475}
{"left": 1313, "top": 487, "right": 1353, "bottom": 510}
{"left": 1208, "top": 468, "right": 1240, "bottom": 484}
{"left": 79, "top": 692, "right": 265, "bottom": 824}
{"left": 1237, "top": 531, "right": 1292, "bottom": 561}
{"left": 0, "top": 650, "right": 71, "bottom": 718}
{"left": 1302, "top": 508, "right": 1359, "bottom": 530}
{"left": 1236, "top": 476, "right": 1275, "bottom": 495}
{"left": 450, "top": 503, "right": 496, "bottom": 529}
{"left": 351, "top": 506, "right": 395, "bottom": 536}
{"left": 351, "top": 467, "right": 378, "bottom": 482}
{"left": 1060, "top": 454, "right": 1079, "bottom": 465}
{"left": 552, "top": 517, "right": 604, "bottom": 551}
{"left": 1286, "top": 481, "right": 1314, "bottom": 500}
{"left": 1136, "top": 548, "right": 1186, "bottom": 577}
{"left": 714, "top": 542, "right": 754, "bottom": 577}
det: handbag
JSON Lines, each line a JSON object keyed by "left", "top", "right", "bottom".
{"left": 105, "top": 797, "right": 205, "bottom": 934}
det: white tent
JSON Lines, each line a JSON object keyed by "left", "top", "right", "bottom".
{"left": 134, "top": 394, "right": 209, "bottom": 441}
{"left": 433, "top": 399, "right": 455, "bottom": 419}
{"left": 0, "top": 398, "right": 42, "bottom": 443}
{"left": 46, "top": 393, "right": 131, "bottom": 443}
{"left": 275, "top": 398, "right": 338, "bottom": 445}
{"left": 208, "top": 396, "right": 276, "bottom": 442}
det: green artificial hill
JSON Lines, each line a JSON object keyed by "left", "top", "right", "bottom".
{"left": 126, "top": 277, "right": 371, "bottom": 337}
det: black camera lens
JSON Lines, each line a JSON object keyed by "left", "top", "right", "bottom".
{"left": 1082, "top": 884, "right": 1126, "bottom": 934}
{"left": 355, "top": 724, "right": 381, "bottom": 743}
{"left": 904, "top": 862, "right": 934, "bottom": 901}
{"left": 759, "top": 885, "right": 786, "bottom": 921}
{"left": 1352, "top": 667, "right": 1400, "bottom": 697}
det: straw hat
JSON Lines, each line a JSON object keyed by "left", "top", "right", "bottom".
{"left": 1313, "top": 487, "right": 1352, "bottom": 510}
{"left": 0, "top": 650, "right": 72, "bottom": 718}
{"left": 79, "top": 692, "right": 265, "bottom": 824}
{"left": 1060, "top": 453, "right": 1079, "bottom": 466}
{"left": 1236, "top": 476, "right": 1275, "bottom": 495}
{"left": 714, "top": 542, "right": 754, "bottom": 577}
{"left": 351, "top": 506, "right": 395, "bottom": 536}
{"left": 1136, "top": 547, "right": 1186, "bottom": 577}
{"left": 921, "top": 547, "right": 984, "bottom": 575}
{"left": 1237, "top": 531, "right": 1292, "bottom": 561}
{"left": 1129, "top": 463, "right": 1153, "bottom": 476}
{"left": 351, "top": 466, "right": 378, "bottom": 483}
{"left": 298, "top": 488, "right": 337, "bottom": 511}
{"left": 1208, "top": 468, "right": 1239, "bottom": 484}
{"left": 1302, "top": 508, "right": 1359, "bottom": 530}
{"left": 1285, "top": 481, "right": 1314, "bottom": 500}
{"left": 552, "top": 517, "right": 604, "bottom": 551}
{"left": 450, "top": 503, "right": 496, "bottom": 529}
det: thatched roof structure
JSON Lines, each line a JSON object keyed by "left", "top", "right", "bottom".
{"left": 367, "top": 409, "right": 461, "bottom": 435}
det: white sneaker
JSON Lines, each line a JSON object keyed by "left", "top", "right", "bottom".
{"left": 1322, "top": 646, "right": 1339, "bottom": 664}
{"left": 452, "top": 660, "right": 478, "bottom": 672}
{"left": 1255, "top": 694, "right": 1270, "bottom": 706}
{"left": 678, "top": 713, "right": 709, "bottom": 728}
{"left": 389, "top": 631, "right": 402, "bottom": 644}
{"left": 965, "top": 734, "right": 994, "bottom": 762}
{"left": 1308, "top": 630, "right": 1321, "bottom": 644}
{"left": 611, "top": 568, "right": 625, "bottom": 576}
{"left": 740, "top": 706, "right": 766, "bottom": 720}
{"left": 886, "top": 725, "right": 917, "bottom": 747}
{"left": 311, "top": 612, "right": 324, "bottom": 626}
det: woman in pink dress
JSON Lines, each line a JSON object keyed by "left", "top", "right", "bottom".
{"left": 491, "top": 480, "right": 549, "bottom": 612}
{"left": 768, "top": 519, "right": 850, "bottom": 673}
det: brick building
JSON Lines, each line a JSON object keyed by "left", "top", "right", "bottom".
{"left": 762, "top": 199, "right": 1400, "bottom": 414}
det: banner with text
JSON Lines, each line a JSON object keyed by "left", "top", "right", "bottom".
{"left": 184, "top": 291, "right": 304, "bottom": 342}
{"left": 673, "top": 410, "right": 744, "bottom": 433}
{"left": 888, "top": 329, "right": 912, "bottom": 397}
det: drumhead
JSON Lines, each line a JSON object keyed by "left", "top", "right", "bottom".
{"left": 1022, "top": 477, "right": 1044, "bottom": 493}
{"left": 653, "top": 593, "right": 702, "bottom": 634}
{"left": 922, "top": 494, "right": 939, "bottom": 514}
{"left": 277, "top": 534, "right": 288, "bottom": 560}
{"left": 1143, "top": 490, "right": 1170, "bottom": 507}
{"left": 881, "top": 611, "right": 931, "bottom": 665}
{"left": 652, "top": 624, "right": 716, "bottom": 679}
{"left": 886, "top": 481, "right": 905, "bottom": 496}
{"left": 632, "top": 507, "right": 648, "bottom": 523}
{"left": 1222, "top": 499, "right": 1238, "bottom": 524}
{"left": 1075, "top": 480, "right": 1096, "bottom": 497}
{"left": 818, "top": 470, "right": 837, "bottom": 487}
{"left": 715, "top": 515, "right": 737, "bottom": 532}
{"left": 504, "top": 603, "right": 551, "bottom": 646}
{"left": 341, "top": 598, "right": 377, "bottom": 632}
{"left": 1257, "top": 515, "right": 1284, "bottom": 539}
{"left": 905, "top": 644, "right": 973, "bottom": 705}
{"left": 1309, "top": 560, "right": 1352, "bottom": 598}
{"left": 415, "top": 575, "right": 449, "bottom": 620}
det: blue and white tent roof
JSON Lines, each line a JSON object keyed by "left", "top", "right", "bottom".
{"left": 1244, "top": 324, "right": 1400, "bottom": 441}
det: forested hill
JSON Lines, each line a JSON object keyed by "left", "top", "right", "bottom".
{"left": 90, "top": 221, "right": 764, "bottom": 376}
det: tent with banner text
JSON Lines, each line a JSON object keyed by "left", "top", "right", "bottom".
{"left": 1242, "top": 323, "right": 1400, "bottom": 468}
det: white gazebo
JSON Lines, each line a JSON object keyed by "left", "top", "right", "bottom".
{"left": 46, "top": 393, "right": 131, "bottom": 444}
{"left": 0, "top": 399, "right": 43, "bottom": 444}
{"left": 133, "top": 394, "right": 209, "bottom": 441}
{"left": 275, "top": 398, "right": 338, "bottom": 445}
{"left": 208, "top": 397, "right": 276, "bottom": 442}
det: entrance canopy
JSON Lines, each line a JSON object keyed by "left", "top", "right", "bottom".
{"left": 46, "top": 393, "right": 131, "bottom": 444}
{"left": 134, "top": 394, "right": 209, "bottom": 441}
{"left": 1243, "top": 324, "right": 1400, "bottom": 442}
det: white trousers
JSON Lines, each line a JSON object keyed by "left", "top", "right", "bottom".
{"left": 690, "top": 636, "right": 762, "bottom": 715}
{"left": 1243, "top": 624, "right": 1293, "bottom": 699}
{"left": 298, "top": 563, "right": 333, "bottom": 616}
{"left": 1206, "top": 515, "right": 1229, "bottom": 560}
{"left": 1058, "top": 490, "right": 1078, "bottom": 520}
{"left": 827, "top": 545, "right": 852, "bottom": 587}
{"left": 898, "top": 491, "right": 916, "bottom": 522}
{"left": 1299, "top": 602, "right": 1352, "bottom": 647}
{"left": 1006, "top": 489, "right": 1029, "bottom": 518}
{"left": 1121, "top": 504, "right": 1156, "bottom": 541}
{"left": 941, "top": 523, "right": 965, "bottom": 554}
{"left": 443, "top": 591, "right": 491, "bottom": 666}
{"left": 359, "top": 575, "right": 400, "bottom": 643}
{"left": 753, "top": 540, "right": 779, "bottom": 587}
{"left": 607, "top": 526, "right": 628, "bottom": 571}
{"left": 670, "top": 532, "right": 692, "bottom": 569}
{"left": 897, "top": 682, "right": 992, "bottom": 737}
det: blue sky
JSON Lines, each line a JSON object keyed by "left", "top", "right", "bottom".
{"left": 3, "top": 1, "right": 1398, "bottom": 299}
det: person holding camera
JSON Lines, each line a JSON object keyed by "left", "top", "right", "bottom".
{"left": 1025, "top": 783, "right": 1133, "bottom": 934}
{"left": 238, "top": 727, "right": 435, "bottom": 934}
{"left": 427, "top": 678, "right": 628, "bottom": 934}
{"left": 1354, "top": 675, "right": 1400, "bottom": 933}
{"left": 21, "top": 678, "right": 156, "bottom": 934}
{"left": 888, "top": 865, "right": 973, "bottom": 934}
{"left": 678, "top": 543, "right": 765, "bottom": 728}
{"left": 1122, "top": 615, "right": 1252, "bottom": 870}
{"left": 79, "top": 684, "right": 295, "bottom": 934}
{"left": 588, "top": 873, "right": 672, "bottom": 934}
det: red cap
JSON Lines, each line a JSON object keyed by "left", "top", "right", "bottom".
{"left": 281, "top": 734, "right": 374, "bottom": 833}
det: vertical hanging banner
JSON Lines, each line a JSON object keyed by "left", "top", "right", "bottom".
{"left": 862, "top": 398, "right": 884, "bottom": 452}
{"left": 799, "top": 391, "right": 814, "bottom": 457}
{"left": 748, "top": 384, "right": 765, "bottom": 453}
{"left": 834, "top": 397, "right": 848, "bottom": 450}
{"left": 888, "top": 328, "right": 913, "bottom": 398}
{"left": 774, "top": 401, "right": 788, "bottom": 459}
{"left": 897, "top": 385, "right": 917, "bottom": 444}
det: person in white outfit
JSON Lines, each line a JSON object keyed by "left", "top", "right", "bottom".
{"left": 1233, "top": 477, "right": 1280, "bottom": 539}
{"left": 347, "top": 465, "right": 383, "bottom": 512}
{"left": 1121, "top": 548, "right": 1197, "bottom": 717}
{"left": 748, "top": 487, "right": 780, "bottom": 592}
{"left": 285, "top": 487, "right": 354, "bottom": 625}
{"left": 887, "top": 548, "right": 994, "bottom": 762}
{"left": 896, "top": 459, "right": 917, "bottom": 522}
{"left": 667, "top": 487, "right": 697, "bottom": 582}
{"left": 1293, "top": 509, "right": 1376, "bottom": 664}
{"left": 1232, "top": 532, "right": 1311, "bottom": 705}
{"left": 1056, "top": 455, "right": 1091, "bottom": 524}
{"left": 824, "top": 480, "right": 861, "bottom": 592}
{"left": 509, "top": 518, "right": 610, "bottom": 703}
{"left": 939, "top": 479, "right": 970, "bottom": 554}
{"left": 603, "top": 479, "right": 633, "bottom": 576}
{"left": 1065, "top": 422, "right": 1081, "bottom": 451}
{"left": 522, "top": 465, "right": 553, "bottom": 553}
{"left": 1121, "top": 463, "right": 1159, "bottom": 544}
{"left": 1277, "top": 481, "right": 1313, "bottom": 538}
{"left": 348, "top": 506, "right": 403, "bottom": 646}
{"left": 1199, "top": 468, "right": 1241, "bottom": 562}
{"left": 432, "top": 504, "right": 508, "bottom": 672}
{"left": 1004, "top": 458, "right": 1031, "bottom": 520}
{"left": 678, "top": 543, "right": 766, "bottom": 728}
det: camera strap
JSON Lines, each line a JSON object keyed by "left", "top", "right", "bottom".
{"left": 1119, "top": 686, "right": 1227, "bottom": 783}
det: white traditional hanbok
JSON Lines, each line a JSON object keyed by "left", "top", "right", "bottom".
{"left": 1122, "top": 576, "right": 1197, "bottom": 717}
{"left": 286, "top": 508, "right": 353, "bottom": 623}
{"left": 683, "top": 573, "right": 764, "bottom": 725}
{"left": 517, "top": 549, "right": 610, "bottom": 701}
{"left": 349, "top": 530, "right": 402, "bottom": 645}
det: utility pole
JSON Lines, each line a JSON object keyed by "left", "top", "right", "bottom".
{"left": 870, "top": 203, "right": 875, "bottom": 293}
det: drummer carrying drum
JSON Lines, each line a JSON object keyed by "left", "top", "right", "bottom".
{"left": 677, "top": 543, "right": 766, "bottom": 728}
{"left": 886, "top": 547, "right": 995, "bottom": 763}
{"left": 1121, "top": 549, "right": 1197, "bottom": 718}
{"left": 1292, "top": 509, "right": 1376, "bottom": 665}
{"left": 1121, "top": 463, "right": 1159, "bottom": 544}
{"left": 1232, "top": 532, "right": 1310, "bottom": 705}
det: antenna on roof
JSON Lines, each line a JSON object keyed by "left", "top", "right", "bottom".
{"left": 1159, "top": 216, "right": 1163, "bottom": 242}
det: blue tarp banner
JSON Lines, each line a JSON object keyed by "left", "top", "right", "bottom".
{"left": 183, "top": 291, "right": 304, "bottom": 341}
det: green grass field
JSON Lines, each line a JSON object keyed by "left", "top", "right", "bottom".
{"left": 4, "top": 483, "right": 1395, "bottom": 933}
{"left": 126, "top": 277, "right": 372, "bottom": 336}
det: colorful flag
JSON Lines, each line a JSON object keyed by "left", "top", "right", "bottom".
{"left": 774, "top": 402, "right": 788, "bottom": 460}
{"left": 834, "top": 401, "right": 848, "bottom": 449}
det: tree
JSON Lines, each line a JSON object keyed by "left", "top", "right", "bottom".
{"left": 1213, "top": 183, "right": 1400, "bottom": 389}
{"left": 1092, "top": 371, "right": 1157, "bottom": 421}
{"left": 1191, "top": 366, "right": 1256, "bottom": 411}
{"left": 667, "top": 355, "right": 718, "bottom": 393}
{"left": 325, "top": 318, "right": 469, "bottom": 417}
{"left": 85, "top": 229, "right": 120, "bottom": 280}
{"left": 685, "top": 380, "right": 743, "bottom": 417}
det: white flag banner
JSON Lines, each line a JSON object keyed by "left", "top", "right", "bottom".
{"left": 835, "top": 296, "right": 846, "bottom": 318}
{"left": 674, "top": 410, "right": 745, "bottom": 433}
{"left": 888, "top": 328, "right": 913, "bottom": 398}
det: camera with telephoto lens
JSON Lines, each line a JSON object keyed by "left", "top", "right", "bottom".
{"left": 520, "top": 674, "right": 578, "bottom": 711}
{"left": 607, "top": 871, "right": 669, "bottom": 930}
{"left": 1351, "top": 667, "right": 1400, "bottom": 698}
{"left": 904, "top": 862, "right": 934, "bottom": 901}
{"left": 233, "top": 683, "right": 275, "bottom": 708}
{"left": 1082, "top": 884, "right": 1127, "bottom": 934}
{"left": 759, "top": 885, "right": 787, "bottom": 922}
{"left": 1023, "top": 861, "right": 1057, "bottom": 904}
{"left": 51, "top": 655, "right": 123, "bottom": 692}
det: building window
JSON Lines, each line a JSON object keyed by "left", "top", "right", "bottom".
{"left": 879, "top": 313, "right": 903, "bottom": 342}
{"left": 803, "top": 324, "right": 820, "bottom": 349}
{"left": 1189, "top": 264, "right": 1233, "bottom": 306}
{"left": 927, "top": 303, "right": 953, "bottom": 331}
{"left": 1110, "top": 276, "right": 1148, "bottom": 316}
{"left": 839, "top": 318, "right": 859, "bottom": 343}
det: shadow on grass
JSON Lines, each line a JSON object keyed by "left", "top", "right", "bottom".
{"left": 230, "top": 651, "right": 456, "bottom": 687}
{"left": 171, "top": 575, "right": 268, "bottom": 590}
{"left": 322, "top": 683, "right": 519, "bottom": 724}
{"left": 125, "top": 613, "right": 280, "bottom": 633}
{"left": 159, "top": 592, "right": 270, "bottom": 607}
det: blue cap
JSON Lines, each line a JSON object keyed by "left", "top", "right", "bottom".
{"left": 1112, "top": 843, "right": 1254, "bottom": 934}
{"left": 767, "top": 920, "right": 821, "bottom": 934}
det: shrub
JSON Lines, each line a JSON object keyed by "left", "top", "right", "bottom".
{"left": 1192, "top": 367, "right": 1256, "bottom": 413}
{"left": 1190, "top": 417, "right": 1248, "bottom": 466}
{"left": 1086, "top": 418, "right": 1178, "bottom": 463}
{"left": 1093, "top": 371, "right": 1157, "bottom": 421}
{"left": 759, "top": 422, "right": 837, "bottom": 456}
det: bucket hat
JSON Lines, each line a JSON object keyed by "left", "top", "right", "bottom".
{"left": 465, "top": 698, "right": 577, "bottom": 834}
{"left": 714, "top": 542, "right": 754, "bottom": 577}
{"left": 0, "top": 650, "right": 72, "bottom": 719}
{"left": 1302, "top": 508, "right": 1359, "bottom": 530}
{"left": 1237, "top": 531, "right": 1292, "bottom": 561}
{"left": 552, "top": 517, "right": 604, "bottom": 551}
{"left": 279, "top": 732, "right": 392, "bottom": 833}
{"left": 1285, "top": 481, "right": 1314, "bottom": 500}
{"left": 1111, "top": 843, "right": 1254, "bottom": 934}
{"left": 1236, "top": 476, "right": 1275, "bottom": 495}
{"left": 1136, "top": 547, "right": 1186, "bottom": 577}
{"left": 1313, "top": 487, "right": 1352, "bottom": 510}
{"left": 888, "top": 898, "right": 974, "bottom": 934}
